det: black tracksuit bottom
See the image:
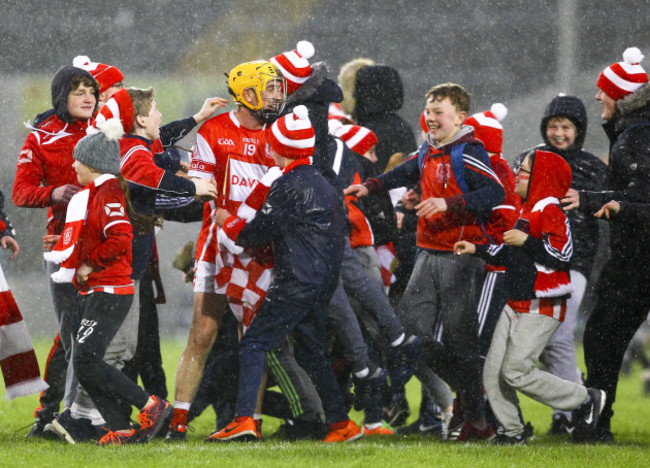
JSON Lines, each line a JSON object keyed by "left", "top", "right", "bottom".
{"left": 72, "top": 292, "right": 149, "bottom": 430}
{"left": 583, "top": 257, "right": 650, "bottom": 432}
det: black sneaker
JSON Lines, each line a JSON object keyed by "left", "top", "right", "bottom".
{"left": 26, "top": 418, "right": 55, "bottom": 439}
{"left": 383, "top": 394, "right": 410, "bottom": 427}
{"left": 389, "top": 337, "right": 421, "bottom": 389}
{"left": 572, "top": 388, "right": 606, "bottom": 434}
{"left": 43, "top": 410, "right": 96, "bottom": 444}
{"left": 165, "top": 423, "right": 189, "bottom": 443}
{"left": 491, "top": 432, "right": 527, "bottom": 445}
{"left": 549, "top": 413, "right": 574, "bottom": 435}
{"left": 271, "top": 418, "right": 327, "bottom": 441}
{"left": 396, "top": 418, "right": 442, "bottom": 436}
{"left": 155, "top": 409, "right": 174, "bottom": 439}
{"left": 572, "top": 426, "right": 615, "bottom": 443}
{"left": 522, "top": 421, "right": 535, "bottom": 441}
{"left": 353, "top": 362, "right": 386, "bottom": 381}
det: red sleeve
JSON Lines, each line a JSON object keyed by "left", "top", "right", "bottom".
{"left": 120, "top": 145, "right": 165, "bottom": 189}
{"left": 12, "top": 134, "right": 56, "bottom": 208}
{"left": 490, "top": 158, "right": 520, "bottom": 210}
{"left": 86, "top": 191, "right": 133, "bottom": 270}
{"left": 484, "top": 157, "right": 522, "bottom": 242}
{"left": 222, "top": 214, "right": 247, "bottom": 241}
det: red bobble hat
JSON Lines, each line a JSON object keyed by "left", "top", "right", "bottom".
{"left": 328, "top": 102, "right": 351, "bottom": 121}
{"left": 73, "top": 55, "right": 124, "bottom": 93}
{"left": 93, "top": 89, "right": 134, "bottom": 135}
{"left": 597, "top": 47, "right": 647, "bottom": 101}
{"left": 270, "top": 41, "right": 315, "bottom": 95}
{"left": 267, "top": 105, "right": 315, "bottom": 159}
{"left": 331, "top": 123, "right": 378, "bottom": 156}
{"left": 464, "top": 103, "right": 508, "bottom": 154}
{"left": 419, "top": 110, "right": 427, "bottom": 133}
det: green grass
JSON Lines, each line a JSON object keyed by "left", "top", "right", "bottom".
{"left": 2, "top": 339, "right": 649, "bottom": 467}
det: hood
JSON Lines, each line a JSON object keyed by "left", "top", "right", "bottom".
{"left": 617, "top": 82, "right": 650, "bottom": 121}
{"left": 337, "top": 58, "right": 375, "bottom": 115}
{"left": 523, "top": 149, "right": 572, "bottom": 210}
{"left": 285, "top": 62, "right": 342, "bottom": 107}
{"left": 602, "top": 82, "right": 650, "bottom": 140}
{"left": 426, "top": 125, "right": 476, "bottom": 151}
{"left": 284, "top": 62, "right": 343, "bottom": 147}
{"left": 51, "top": 65, "right": 99, "bottom": 124}
{"left": 540, "top": 95, "right": 588, "bottom": 150}
{"left": 352, "top": 65, "right": 404, "bottom": 121}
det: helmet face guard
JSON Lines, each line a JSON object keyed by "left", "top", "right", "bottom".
{"left": 228, "top": 61, "right": 286, "bottom": 122}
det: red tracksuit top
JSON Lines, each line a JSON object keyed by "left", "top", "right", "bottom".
{"left": 73, "top": 178, "right": 134, "bottom": 295}
{"left": 13, "top": 114, "right": 90, "bottom": 235}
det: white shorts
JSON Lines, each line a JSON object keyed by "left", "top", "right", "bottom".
{"left": 193, "top": 260, "right": 218, "bottom": 293}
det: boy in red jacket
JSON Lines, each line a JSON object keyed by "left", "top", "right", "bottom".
{"left": 454, "top": 149, "right": 605, "bottom": 444}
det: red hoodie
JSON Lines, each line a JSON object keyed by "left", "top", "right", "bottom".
{"left": 477, "top": 149, "right": 573, "bottom": 321}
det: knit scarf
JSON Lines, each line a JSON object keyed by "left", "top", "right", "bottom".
{"left": 0, "top": 265, "right": 49, "bottom": 399}
{"left": 43, "top": 174, "right": 115, "bottom": 283}
{"left": 217, "top": 158, "right": 312, "bottom": 329}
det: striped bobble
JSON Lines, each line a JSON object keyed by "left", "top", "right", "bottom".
{"left": 464, "top": 103, "right": 508, "bottom": 154}
{"left": 267, "top": 105, "right": 315, "bottom": 159}
{"left": 332, "top": 124, "right": 378, "bottom": 156}
{"left": 597, "top": 47, "right": 647, "bottom": 100}
{"left": 269, "top": 41, "right": 315, "bottom": 95}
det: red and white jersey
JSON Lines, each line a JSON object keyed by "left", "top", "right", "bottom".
{"left": 189, "top": 111, "right": 275, "bottom": 265}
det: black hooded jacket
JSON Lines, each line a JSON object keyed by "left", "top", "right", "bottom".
{"left": 285, "top": 63, "right": 343, "bottom": 187}
{"left": 513, "top": 95, "right": 607, "bottom": 277}
{"left": 284, "top": 64, "right": 398, "bottom": 244}
{"left": 579, "top": 83, "right": 650, "bottom": 262}
{"left": 353, "top": 65, "right": 417, "bottom": 174}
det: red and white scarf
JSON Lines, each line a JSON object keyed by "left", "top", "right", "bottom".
{"left": 216, "top": 159, "right": 310, "bottom": 330}
{"left": 43, "top": 174, "right": 115, "bottom": 283}
{"left": 0, "top": 265, "right": 49, "bottom": 399}
{"left": 375, "top": 242, "right": 398, "bottom": 292}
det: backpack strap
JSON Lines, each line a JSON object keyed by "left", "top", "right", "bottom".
{"left": 449, "top": 143, "right": 468, "bottom": 193}
{"left": 450, "top": 142, "right": 497, "bottom": 243}
{"left": 417, "top": 141, "right": 428, "bottom": 171}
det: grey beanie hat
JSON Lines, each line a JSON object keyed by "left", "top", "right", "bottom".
{"left": 73, "top": 118, "right": 123, "bottom": 175}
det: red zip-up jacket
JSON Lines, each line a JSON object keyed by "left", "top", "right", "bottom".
{"left": 13, "top": 114, "right": 90, "bottom": 235}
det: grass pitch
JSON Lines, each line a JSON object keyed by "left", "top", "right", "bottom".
{"left": 1, "top": 339, "right": 649, "bottom": 467}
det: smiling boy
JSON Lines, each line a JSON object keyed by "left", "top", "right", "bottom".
{"left": 345, "top": 83, "right": 504, "bottom": 440}
{"left": 13, "top": 65, "right": 100, "bottom": 436}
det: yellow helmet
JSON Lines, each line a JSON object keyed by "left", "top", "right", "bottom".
{"left": 227, "top": 61, "right": 286, "bottom": 122}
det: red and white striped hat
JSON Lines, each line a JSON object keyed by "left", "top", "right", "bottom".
{"left": 328, "top": 102, "right": 351, "bottom": 121}
{"left": 419, "top": 110, "right": 427, "bottom": 133}
{"left": 332, "top": 123, "right": 378, "bottom": 156}
{"left": 269, "top": 41, "right": 315, "bottom": 95}
{"left": 597, "top": 47, "right": 647, "bottom": 101}
{"left": 267, "top": 105, "right": 315, "bottom": 159}
{"left": 93, "top": 89, "right": 134, "bottom": 135}
{"left": 464, "top": 103, "right": 508, "bottom": 154}
{"left": 73, "top": 55, "right": 124, "bottom": 93}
